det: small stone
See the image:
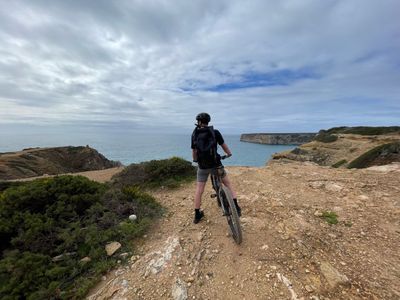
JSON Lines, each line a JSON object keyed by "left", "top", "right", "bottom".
{"left": 172, "top": 278, "right": 187, "bottom": 300}
{"left": 305, "top": 285, "right": 314, "bottom": 293}
{"left": 257, "top": 266, "right": 262, "bottom": 270}
{"left": 320, "top": 261, "right": 350, "bottom": 289}
{"left": 80, "top": 256, "right": 91, "bottom": 263}
{"left": 197, "top": 232, "right": 204, "bottom": 242}
{"left": 122, "top": 279, "right": 129, "bottom": 288}
{"left": 305, "top": 269, "right": 310, "bottom": 273}
{"left": 314, "top": 211, "right": 323, "bottom": 217}
{"left": 129, "top": 214, "right": 137, "bottom": 221}
{"left": 270, "top": 265, "right": 277, "bottom": 270}
{"left": 119, "top": 252, "right": 129, "bottom": 259}
{"left": 325, "top": 182, "right": 343, "bottom": 192}
{"left": 261, "top": 245, "right": 269, "bottom": 250}
{"left": 105, "top": 242, "right": 122, "bottom": 256}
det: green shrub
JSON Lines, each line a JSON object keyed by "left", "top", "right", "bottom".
{"left": 347, "top": 142, "right": 400, "bottom": 169}
{"left": 112, "top": 157, "right": 196, "bottom": 189}
{"left": 326, "top": 126, "right": 400, "bottom": 135}
{"left": 314, "top": 130, "right": 338, "bottom": 143}
{"left": 321, "top": 211, "right": 338, "bottom": 225}
{"left": 331, "top": 159, "right": 347, "bottom": 168}
{"left": 0, "top": 175, "right": 162, "bottom": 299}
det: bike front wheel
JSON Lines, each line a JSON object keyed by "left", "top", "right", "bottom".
{"left": 219, "top": 186, "right": 242, "bottom": 244}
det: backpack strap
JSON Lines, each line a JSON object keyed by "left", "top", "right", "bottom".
{"left": 208, "top": 126, "right": 216, "bottom": 143}
{"left": 191, "top": 127, "right": 198, "bottom": 148}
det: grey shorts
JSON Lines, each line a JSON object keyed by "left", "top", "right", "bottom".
{"left": 197, "top": 167, "right": 226, "bottom": 182}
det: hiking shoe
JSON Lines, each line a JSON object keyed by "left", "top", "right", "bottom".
{"left": 193, "top": 210, "right": 204, "bottom": 224}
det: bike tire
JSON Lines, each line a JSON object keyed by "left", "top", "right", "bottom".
{"left": 220, "top": 186, "right": 242, "bottom": 244}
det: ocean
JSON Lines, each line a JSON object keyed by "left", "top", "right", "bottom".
{"left": 0, "top": 128, "right": 295, "bottom": 167}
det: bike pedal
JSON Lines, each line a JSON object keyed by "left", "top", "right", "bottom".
{"left": 210, "top": 194, "right": 217, "bottom": 198}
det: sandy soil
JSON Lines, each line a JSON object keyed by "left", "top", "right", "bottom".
{"left": 85, "top": 161, "right": 400, "bottom": 300}
{"left": 8, "top": 167, "right": 124, "bottom": 183}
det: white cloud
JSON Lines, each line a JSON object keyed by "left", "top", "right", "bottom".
{"left": 0, "top": 0, "right": 399, "bottom": 133}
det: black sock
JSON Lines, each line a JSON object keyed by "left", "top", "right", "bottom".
{"left": 195, "top": 208, "right": 201, "bottom": 216}
{"left": 233, "top": 198, "right": 239, "bottom": 206}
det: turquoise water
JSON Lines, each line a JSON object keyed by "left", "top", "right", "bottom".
{"left": 0, "top": 129, "right": 294, "bottom": 166}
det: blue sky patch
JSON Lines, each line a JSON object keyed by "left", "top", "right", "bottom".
{"left": 182, "top": 67, "right": 320, "bottom": 92}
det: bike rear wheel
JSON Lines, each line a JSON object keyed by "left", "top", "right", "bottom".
{"left": 219, "top": 186, "right": 242, "bottom": 244}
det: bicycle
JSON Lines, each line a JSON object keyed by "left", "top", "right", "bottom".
{"left": 210, "top": 155, "right": 242, "bottom": 244}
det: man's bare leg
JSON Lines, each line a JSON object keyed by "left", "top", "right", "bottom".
{"left": 194, "top": 181, "right": 207, "bottom": 209}
{"left": 222, "top": 175, "right": 237, "bottom": 198}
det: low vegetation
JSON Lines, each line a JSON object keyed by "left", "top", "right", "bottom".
{"left": 331, "top": 159, "right": 347, "bottom": 168}
{"left": 0, "top": 157, "right": 195, "bottom": 299}
{"left": 313, "top": 130, "right": 338, "bottom": 143}
{"left": 326, "top": 126, "right": 400, "bottom": 135}
{"left": 0, "top": 176, "right": 162, "bottom": 299}
{"left": 112, "top": 156, "right": 196, "bottom": 189}
{"left": 321, "top": 211, "right": 339, "bottom": 225}
{"left": 347, "top": 142, "right": 400, "bottom": 169}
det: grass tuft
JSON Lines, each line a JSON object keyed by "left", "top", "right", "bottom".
{"left": 321, "top": 211, "right": 339, "bottom": 225}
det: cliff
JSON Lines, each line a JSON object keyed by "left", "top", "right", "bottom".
{"left": 272, "top": 128, "right": 400, "bottom": 168}
{"left": 240, "top": 133, "right": 316, "bottom": 145}
{"left": 0, "top": 146, "right": 121, "bottom": 180}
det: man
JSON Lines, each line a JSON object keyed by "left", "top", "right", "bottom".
{"left": 191, "top": 112, "right": 241, "bottom": 224}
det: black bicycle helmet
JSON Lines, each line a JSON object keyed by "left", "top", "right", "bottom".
{"left": 196, "top": 112, "right": 211, "bottom": 123}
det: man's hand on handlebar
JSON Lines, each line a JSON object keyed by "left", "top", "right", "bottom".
{"left": 221, "top": 153, "right": 232, "bottom": 160}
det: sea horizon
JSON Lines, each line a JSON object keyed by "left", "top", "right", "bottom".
{"left": 0, "top": 128, "right": 295, "bottom": 167}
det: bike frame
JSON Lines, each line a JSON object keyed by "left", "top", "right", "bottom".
{"left": 209, "top": 157, "right": 242, "bottom": 244}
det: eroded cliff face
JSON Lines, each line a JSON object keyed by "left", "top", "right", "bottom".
{"left": 0, "top": 146, "right": 121, "bottom": 180}
{"left": 240, "top": 133, "right": 316, "bottom": 145}
{"left": 272, "top": 133, "right": 400, "bottom": 168}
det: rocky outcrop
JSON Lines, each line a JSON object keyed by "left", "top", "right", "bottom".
{"left": 272, "top": 132, "right": 400, "bottom": 168}
{"left": 240, "top": 133, "right": 316, "bottom": 145}
{"left": 0, "top": 146, "right": 121, "bottom": 180}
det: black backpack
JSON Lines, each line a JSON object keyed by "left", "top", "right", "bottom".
{"left": 192, "top": 126, "right": 218, "bottom": 169}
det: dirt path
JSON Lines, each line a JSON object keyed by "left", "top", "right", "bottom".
{"left": 7, "top": 167, "right": 124, "bottom": 183}
{"left": 86, "top": 161, "right": 400, "bottom": 300}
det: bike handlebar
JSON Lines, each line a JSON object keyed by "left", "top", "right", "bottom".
{"left": 193, "top": 154, "right": 231, "bottom": 163}
{"left": 221, "top": 154, "right": 232, "bottom": 160}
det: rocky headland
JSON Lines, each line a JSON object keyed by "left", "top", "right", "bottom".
{"left": 272, "top": 127, "right": 400, "bottom": 168}
{"left": 240, "top": 133, "right": 316, "bottom": 145}
{"left": 0, "top": 146, "right": 121, "bottom": 180}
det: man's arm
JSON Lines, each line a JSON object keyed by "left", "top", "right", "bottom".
{"left": 192, "top": 149, "right": 198, "bottom": 162}
{"left": 221, "top": 143, "right": 232, "bottom": 156}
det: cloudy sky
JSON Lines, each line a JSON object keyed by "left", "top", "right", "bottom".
{"left": 0, "top": 0, "right": 399, "bottom": 134}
